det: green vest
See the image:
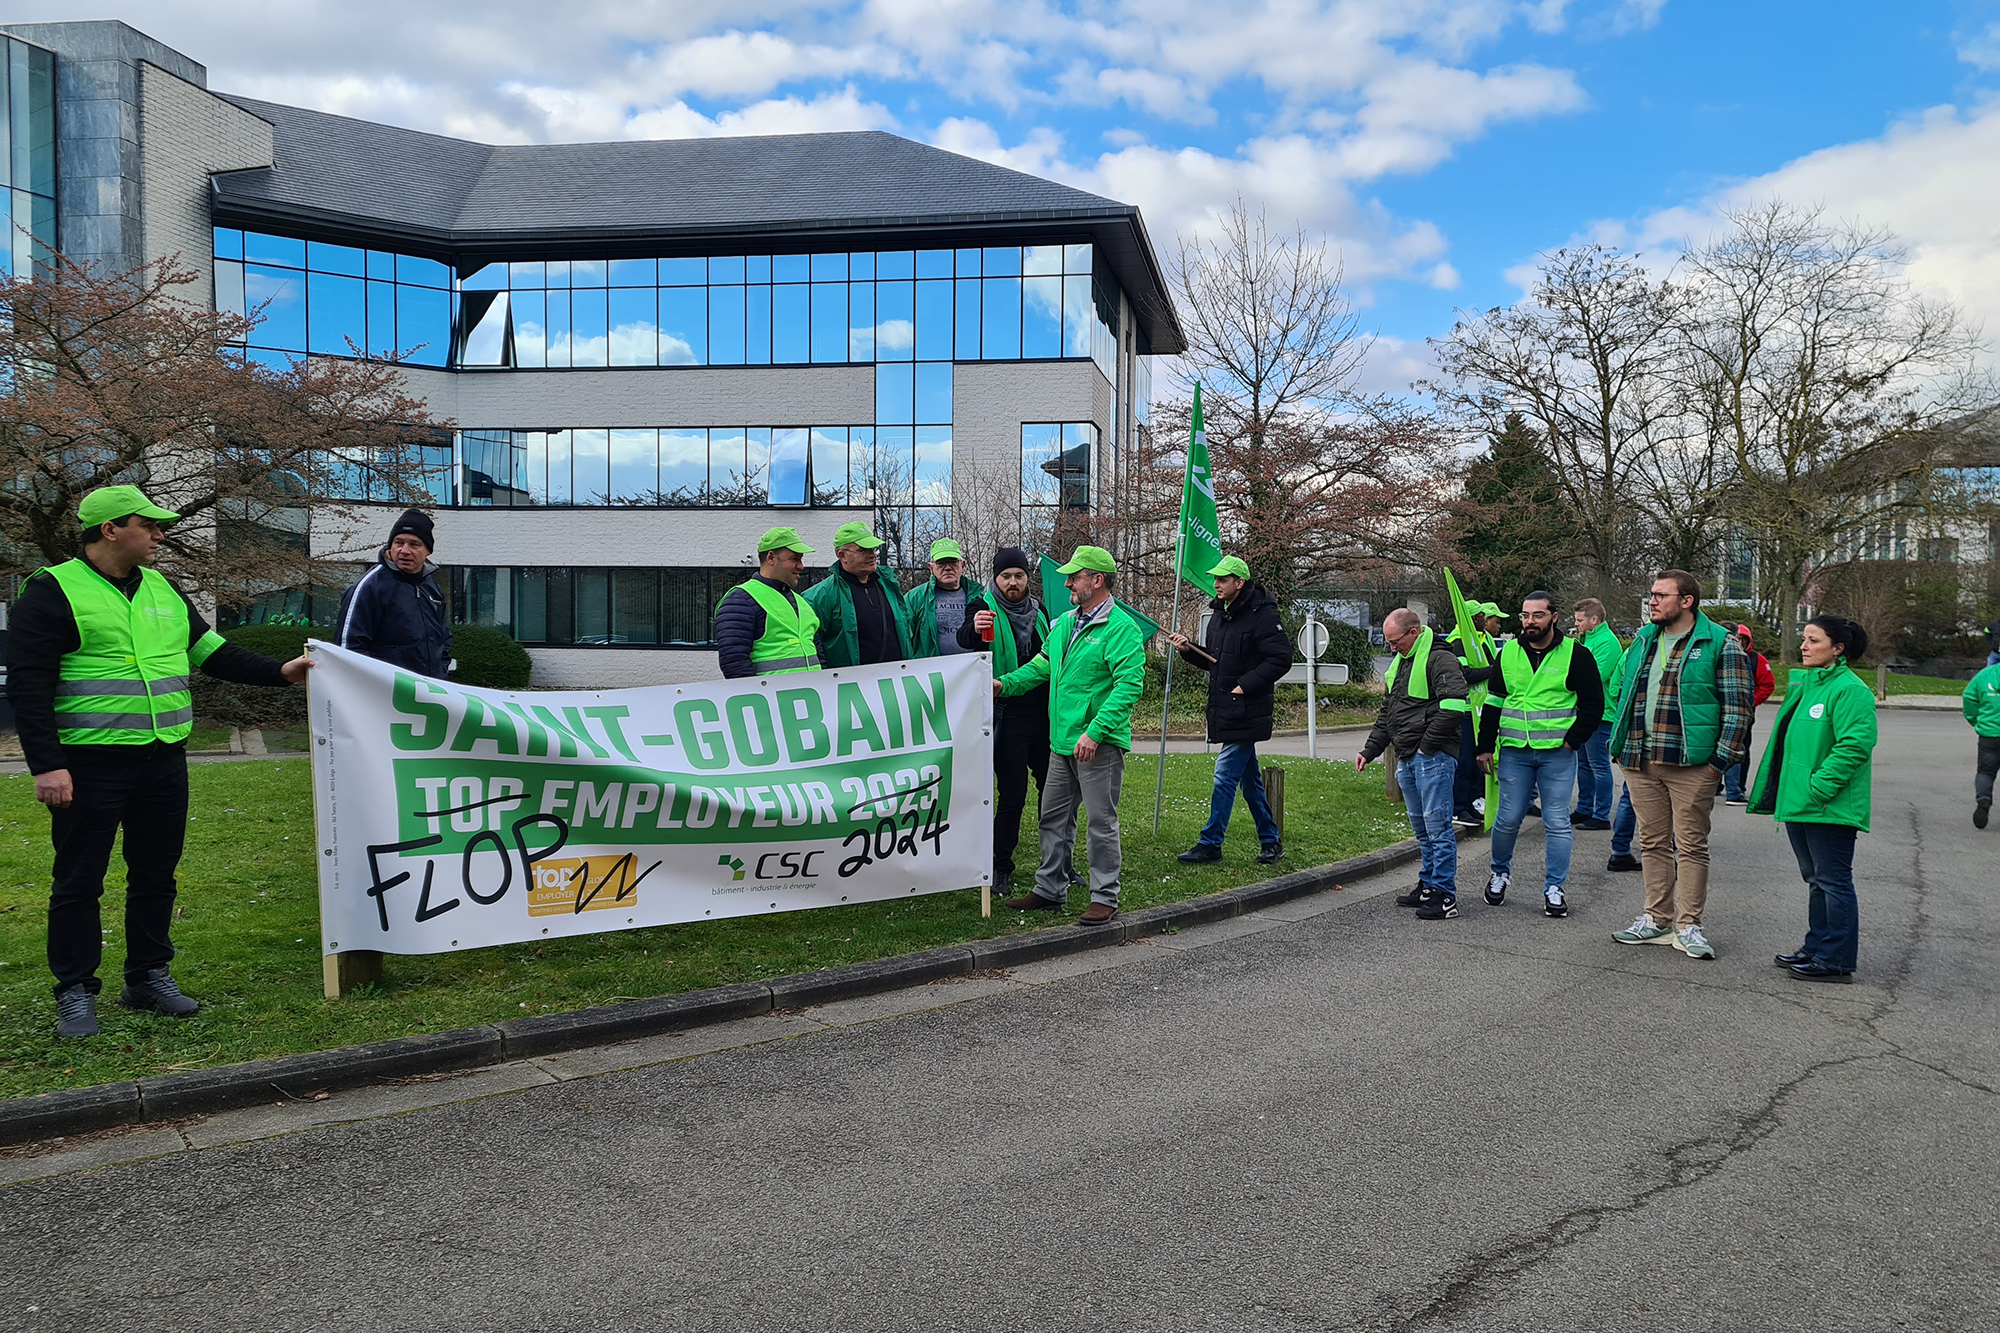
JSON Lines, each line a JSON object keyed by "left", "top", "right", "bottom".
{"left": 736, "top": 579, "right": 821, "bottom": 673}
{"left": 44, "top": 560, "right": 222, "bottom": 746}
{"left": 1607, "top": 613, "right": 1732, "bottom": 765}
{"left": 1497, "top": 636, "right": 1578, "bottom": 749}
{"left": 1385, "top": 627, "right": 1471, "bottom": 713}
{"left": 987, "top": 594, "right": 1048, "bottom": 677}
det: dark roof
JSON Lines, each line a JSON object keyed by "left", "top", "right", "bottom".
{"left": 210, "top": 96, "right": 1183, "bottom": 353}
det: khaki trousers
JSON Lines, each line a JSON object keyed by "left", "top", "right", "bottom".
{"left": 1623, "top": 761, "right": 1721, "bottom": 927}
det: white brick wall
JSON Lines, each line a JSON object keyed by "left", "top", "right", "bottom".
{"left": 136, "top": 61, "right": 272, "bottom": 307}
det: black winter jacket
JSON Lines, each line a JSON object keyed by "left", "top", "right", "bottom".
{"left": 336, "top": 550, "right": 451, "bottom": 678}
{"left": 1362, "top": 637, "right": 1470, "bottom": 763}
{"left": 1175, "top": 582, "right": 1292, "bottom": 743}
{"left": 715, "top": 576, "right": 803, "bottom": 679}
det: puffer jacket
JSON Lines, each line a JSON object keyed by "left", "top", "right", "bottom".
{"left": 1175, "top": 582, "right": 1293, "bottom": 743}
{"left": 335, "top": 549, "right": 451, "bottom": 678}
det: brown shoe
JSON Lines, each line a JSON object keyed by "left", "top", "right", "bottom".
{"left": 1003, "top": 892, "right": 1063, "bottom": 912}
{"left": 1079, "top": 903, "right": 1118, "bottom": 925}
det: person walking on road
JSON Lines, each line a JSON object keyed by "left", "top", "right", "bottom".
{"left": 1168, "top": 556, "right": 1292, "bottom": 866}
{"left": 996, "top": 547, "right": 1146, "bottom": 925}
{"left": 1721, "top": 625, "right": 1776, "bottom": 806}
{"left": 1748, "top": 616, "right": 1878, "bottom": 982}
{"left": 1608, "top": 570, "right": 1754, "bottom": 960}
{"left": 1357, "top": 609, "right": 1472, "bottom": 918}
{"left": 1473, "top": 592, "right": 1604, "bottom": 918}
{"left": 334, "top": 509, "right": 451, "bottom": 678}
{"left": 714, "top": 527, "right": 820, "bottom": 679}
{"left": 904, "top": 538, "right": 982, "bottom": 659}
{"left": 803, "top": 522, "right": 913, "bottom": 668}
{"left": 1572, "top": 598, "right": 1623, "bottom": 829}
{"left": 960, "top": 547, "right": 1050, "bottom": 888}
{"left": 1960, "top": 654, "right": 2000, "bottom": 828}
{"left": 8, "top": 487, "right": 312, "bottom": 1039}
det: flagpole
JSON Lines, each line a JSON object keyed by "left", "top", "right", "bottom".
{"left": 1152, "top": 385, "right": 1199, "bottom": 836}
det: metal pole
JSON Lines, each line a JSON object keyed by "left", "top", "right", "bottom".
{"left": 1152, "top": 533, "right": 1188, "bottom": 835}
{"left": 1305, "top": 617, "right": 1318, "bottom": 761}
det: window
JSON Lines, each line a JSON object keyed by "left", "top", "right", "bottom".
{"left": 455, "top": 567, "right": 761, "bottom": 647}
{"left": 1023, "top": 422, "right": 1095, "bottom": 512}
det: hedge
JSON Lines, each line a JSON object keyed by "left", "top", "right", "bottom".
{"left": 191, "top": 624, "right": 534, "bottom": 727}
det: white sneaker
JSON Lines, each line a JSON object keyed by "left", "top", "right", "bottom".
{"left": 1543, "top": 885, "right": 1567, "bottom": 917}
{"left": 1484, "top": 870, "right": 1510, "bottom": 906}
{"left": 1613, "top": 914, "right": 1675, "bottom": 945}
{"left": 1673, "top": 923, "right": 1716, "bottom": 960}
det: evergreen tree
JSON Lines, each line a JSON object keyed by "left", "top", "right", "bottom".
{"left": 1446, "top": 413, "right": 1573, "bottom": 625}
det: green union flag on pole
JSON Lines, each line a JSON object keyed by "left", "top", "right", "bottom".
{"left": 1180, "top": 383, "right": 1223, "bottom": 596}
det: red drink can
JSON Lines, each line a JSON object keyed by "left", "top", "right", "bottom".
{"left": 981, "top": 619, "right": 995, "bottom": 643}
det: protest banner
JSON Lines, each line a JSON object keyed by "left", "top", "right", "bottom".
{"left": 307, "top": 644, "right": 995, "bottom": 970}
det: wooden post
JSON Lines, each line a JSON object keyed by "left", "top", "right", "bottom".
{"left": 1876, "top": 663, "right": 1888, "bottom": 702}
{"left": 323, "top": 950, "right": 383, "bottom": 999}
{"left": 1262, "top": 766, "right": 1286, "bottom": 839}
{"left": 981, "top": 885, "right": 991, "bottom": 917}
{"left": 1383, "top": 744, "right": 1401, "bottom": 804}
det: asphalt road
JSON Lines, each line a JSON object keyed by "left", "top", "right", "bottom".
{"left": 5, "top": 709, "right": 1996, "bottom": 1332}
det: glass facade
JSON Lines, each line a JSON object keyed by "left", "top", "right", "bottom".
{"left": 455, "top": 425, "right": 883, "bottom": 509}
{"left": 213, "top": 229, "right": 1113, "bottom": 375}
{"left": 449, "top": 565, "right": 824, "bottom": 647}
{"left": 0, "top": 37, "right": 57, "bottom": 279}
{"left": 1022, "top": 423, "right": 1096, "bottom": 511}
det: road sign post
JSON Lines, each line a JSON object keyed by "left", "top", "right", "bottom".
{"left": 1297, "top": 619, "right": 1330, "bottom": 761}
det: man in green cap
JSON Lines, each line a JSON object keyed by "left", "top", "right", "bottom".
{"left": 1166, "top": 555, "right": 1292, "bottom": 864}
{"left": 714, "top": 527, "right": 820, "bottom": 679}
{"left": 8, "top": 486, "right": 312, "bottom": 1039}
{"left": 996, "top": 545, "right": 1147, "bottom": 925}
{"left": 803, "top": 521, "right": 914, "bottom": 668}
{"left": 903, "top": 537, "right": 984, "bottom": 659}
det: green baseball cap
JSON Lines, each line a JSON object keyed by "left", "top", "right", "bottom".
{"left": 1208, "top": 555, "right": 1251, "bottom": 580}
{"left": 79, "top": 485, "right": 178, "bottom": 527}
{"left": 928, "top": 538, "right": 964, "bottom": 561}
{"left": 1479, "top": 602, "right": 1505, "bottom": 619}
{"left": 1056, "top": 545, "right": 1117, "bottom": 575}
{"left": 756, "top": 525, "right": 814, "bottom": 555}
{"left": 832, "top": 521, "right": 885, "bottom": 550}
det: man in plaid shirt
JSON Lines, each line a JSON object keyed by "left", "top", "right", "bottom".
{"left": 1604, "top": 570, "right": 1755, "bottom": 960}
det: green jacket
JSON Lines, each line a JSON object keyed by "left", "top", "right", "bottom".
{"left": 1581, "top": 622, "right": 1624, "bottom": 723}
{"left": 998, "top": 599, "right": 1147, "bottom": 753}
{"left": 1748, "top": 662, "right": 1877, "bottom": 831}
{"left": 903, "top": 576, "right": 985, "bottom": 658}
{"left": 1608, "top": 611, "right": 1734, "bottom": 766}
{"left": 802, "top": 570, "right": 914, "bottom": 668}
{"left": 1963, "top": 663, "right": 2000, "bottom": 737}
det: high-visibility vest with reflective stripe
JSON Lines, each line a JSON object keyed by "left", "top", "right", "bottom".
{"left": 738, "top": 578, "right": 821, "bottom": 673}
{"left": 1497, "top": 636, "right": 1578, "bottom": 749}
{"left": 44, "top": 560, "right": 222, "bottom": 746}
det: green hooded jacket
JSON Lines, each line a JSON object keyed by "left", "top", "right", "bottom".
{"left": 1747, "top": 662, "right": 1877, "bottom": 831}
{"left": 903, "top": 576, "right": 986, "bottom": 659}
{"left": 1963, "top": 662, "right": 2000, "bottom": 737}
{"left": 998, "top": 598, "right": 1147, "bottom": 753}
{"left": 1582, "top": 621, "right": 1625, "bottom": 722}
{"left": 802, "top": 570, "right": 914, "bottom": 668}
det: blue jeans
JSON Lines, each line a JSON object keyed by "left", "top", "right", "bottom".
{"left": 1723, "top": 722, "right": 1758, "bottom": 802}
{"left": 1198, "top": 742, "right": 1281, "bottom": 847}
{"left": 1398, "top": 749, "right": 1459, "bottom": 895}
{"left": 1490, "top": 746, "right": 1577, "bottom": 890}
{"left": 1575, "top": 727, "right": 1613, "bottom": 821}
{"left": 1786, "top": 821, "right": 1859, "bottom": 972}
{"left": 1610, "top": 784, "right": 1637, "bottom": 856}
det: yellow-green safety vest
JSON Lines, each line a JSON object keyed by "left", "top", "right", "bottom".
{"left": 44, "top": 560, "right": 223, "bottom": 746}
{"left": 1497, "top": 636, "right": 1578, "bottom": 749}
{"left": 1384, "top": 627, "right": 1471, "bottom": 712}
{"left": 738, "top": 579, "right": 822, "bottom": 673}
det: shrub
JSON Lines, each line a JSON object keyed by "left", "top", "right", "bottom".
{"left": 190, "top": 626, "right": 329, "bottom": 729}
{"left": 1317, "top": 619, "right": 1374, "bottom": 686}
{"left": 451, "top": 624, "right": 533, "bottom": 689}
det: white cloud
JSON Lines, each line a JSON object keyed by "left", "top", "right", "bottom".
{"left": 1958, "top": 21, "right": 2000, "bottom": 71}
{"left": 1427, "top": 262, "right": 1461, "bottom": 290}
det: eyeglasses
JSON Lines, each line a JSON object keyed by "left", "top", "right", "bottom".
{"left": 1646, "top": 591, "right": 1688, "bottom": 601}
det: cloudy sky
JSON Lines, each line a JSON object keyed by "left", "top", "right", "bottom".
{"left": 71, "top": 1, "right": 2000, "bottom": 382}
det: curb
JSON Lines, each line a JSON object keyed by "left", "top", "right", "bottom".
{"left": 0, "top": 835, "right": 1435, "bottom": 1147}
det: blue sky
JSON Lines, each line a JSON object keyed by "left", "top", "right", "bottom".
{"left": 95, "top": 1, "right": 2000, "bottom": 383}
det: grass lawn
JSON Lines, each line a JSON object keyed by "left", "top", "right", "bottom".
{"left": 1767, "top": 668, "right": 1966, "bottom": 701}
{"left": 0, "top": 751, "right": 1414, "bottom": 1099}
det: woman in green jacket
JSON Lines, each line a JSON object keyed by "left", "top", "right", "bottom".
{"left": 1746, "top": 616, "right": 1878, "bottom": 983}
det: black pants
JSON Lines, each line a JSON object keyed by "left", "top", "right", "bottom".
{"left": 994, "top": 704, "right": 1051, "bottom": 880}
{"left": 1978, "top": 735, "right": 2000, "bottom": 804}
{"left": 47, "top": 745, "right": 190, "bottom": 996}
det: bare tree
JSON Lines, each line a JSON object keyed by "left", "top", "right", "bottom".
{"left": 0, "top": 253, "right": 448, "bottom": 613}
{"left": 1683, "top": 203, "right": 1991, "bottom": 661}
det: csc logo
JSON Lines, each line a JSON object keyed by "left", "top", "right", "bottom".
{"left": 755, "top": 850, "right": 824, "bottom": 880}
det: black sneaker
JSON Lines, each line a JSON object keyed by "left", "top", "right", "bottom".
{"left": 1453, "top": 810, "right": 1482, "bottom": 829}
{"left": 1177, "top": 844, "right": 1223, "bottom": 864}
{"left": 119, "top": 968, "right": 200, "bottom": 1018}
{"left": 1722, "top": 796, "right": 1747, "bottom": 807}
{"left": 1484, "top": 870, "right": 1509, "bottom": 906}
{"left": 1572, "top": 816, "right": 1612, "bottom": 830}
{"left": 1415, "top": 893, "right": 1459, "bottom": 919}
{"left": 1977, "top": 801, "right": 1991, "bottom": 830}
{"left": 1395, "top": 884, "right": 1429, "bottom": 907}
{"left": 1257, "top": 841, "right": 1283, "bottom": 865}
{"left": 1606, "top": 853, "right": 1642, "bottom": 872}
{"left": 56, "top": 984, "right": 100, "bottom": 1039}
{"left": 1543, "top": 886, "right": 1568, "bottom": 917}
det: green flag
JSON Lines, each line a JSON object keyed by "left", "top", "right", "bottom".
{"left": 1179, "top": 384, "right": 1222, "bottom": 597}
{"left": 1040, "top": 555, "right": 1160, "bottom": 641}
{"left": 1442, "top": 567, "right": 1501, "bottom": 829}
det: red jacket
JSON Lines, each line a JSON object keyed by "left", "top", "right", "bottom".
{"left": 1750, "top": 651, "right": 1774, "bottom": 707}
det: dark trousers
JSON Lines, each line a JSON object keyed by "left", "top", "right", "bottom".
{"left": 1452, "top": 713, "right": 1479, "bottom": 814}
{"left": 1977, "top": 735, "right": 2000, "bottom": 804}
{"left": 1785, "top": 821, "right": 1859, "bottom": 973}
{"left": 994, "top": 705, "right": 1050, "bottom": 881}
{"left": 47, "top": 746, "right": 190, "bottom": 996}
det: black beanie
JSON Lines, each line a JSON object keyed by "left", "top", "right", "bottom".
{"left": 389, "top": 508, "right": 434, "bottom": 552}
{"left": 994, "top": 546, "right": 1031, "bottom": 577}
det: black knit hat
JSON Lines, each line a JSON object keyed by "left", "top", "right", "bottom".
{"left": 389, "top": 508, "right": 434, "bottom": 552}
{"left": 993, "top": 546, "right": 1031, "bottom": 577}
